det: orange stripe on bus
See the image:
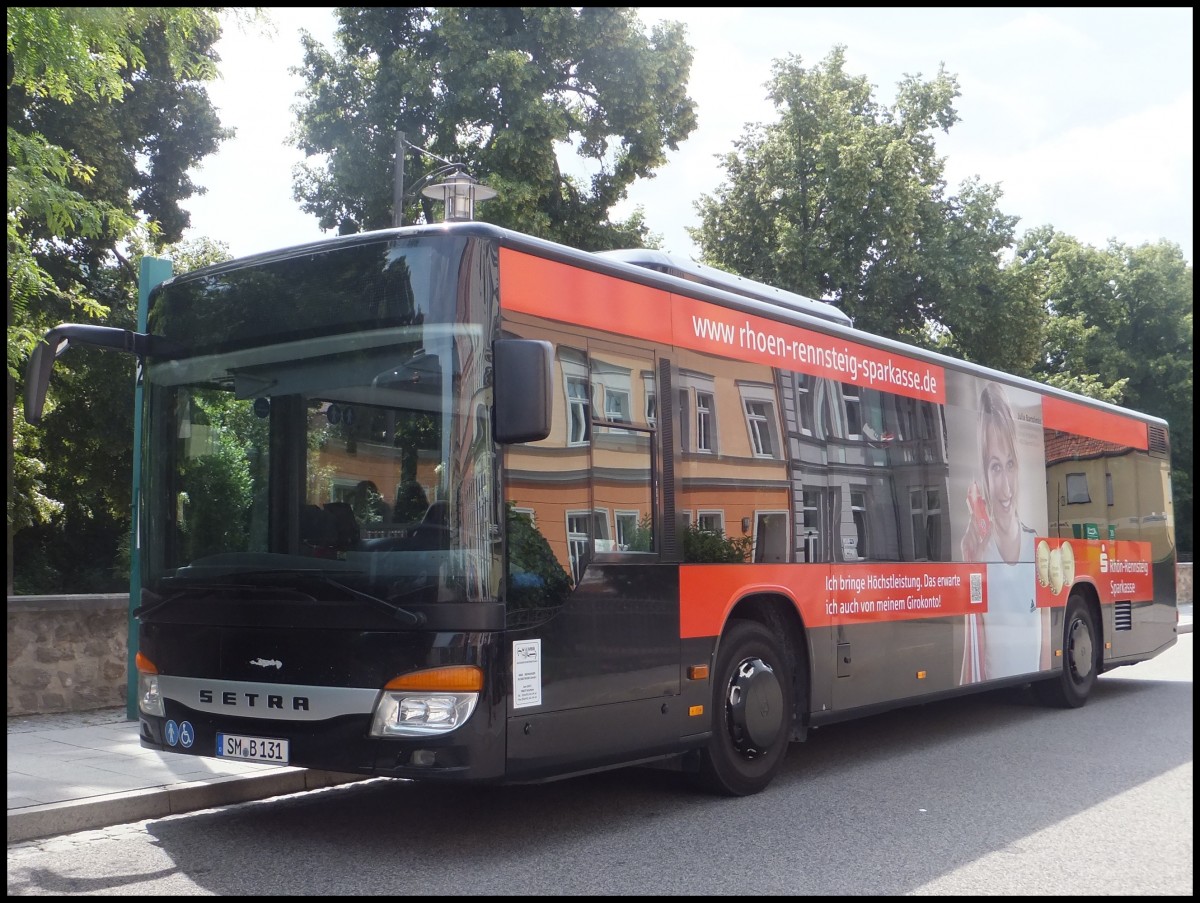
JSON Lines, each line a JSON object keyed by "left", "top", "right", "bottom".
{"left": 499, "top": 248, "right": 674, "bottom": 344}
{"left": 669, "top": 295, "right": 946, "bottom": 403}
{"left": 1042, "top": 395, "right": 1148, "bottom": 450}
{"left": 681, "top": 562, "right": 1002, "bottom": 638}
{"left": 499, "top": 248, "right": 946, "bottom": 403}
{"left": 680, "top": 565, "right": 822, "bottom": 638}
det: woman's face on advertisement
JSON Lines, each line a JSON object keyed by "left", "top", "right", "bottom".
{"left": 983, "top": 422, "right": 1018, "bottom": 532}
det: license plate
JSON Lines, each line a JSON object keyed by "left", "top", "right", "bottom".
{"left": 216, "top": 733, "right": 290, "bottom": 764}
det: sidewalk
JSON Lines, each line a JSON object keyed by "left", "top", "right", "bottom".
{"left": 7, "top": 708, "right": 366, "bottom": 844}
{"left": 8, "top": 604, "right": 1192, "bottom": 845}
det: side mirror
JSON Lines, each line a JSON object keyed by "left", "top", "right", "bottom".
{"left": 23, "top": 338, "right": 59, "bottom": 425}
{"left": 494, "top": 339, "right": 552, "bottom": 444}
{"left": 23, "top": 324, "right": 169, "bottom": 425}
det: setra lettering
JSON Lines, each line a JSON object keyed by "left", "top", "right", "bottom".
{"left": 198, "top": 688, "right": 309, "bottom": 710}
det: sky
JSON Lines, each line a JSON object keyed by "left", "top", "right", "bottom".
{"left": 182, "top": 8, "right": 1194, "bottom": 266}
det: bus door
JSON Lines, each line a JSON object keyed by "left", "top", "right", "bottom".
{"left": 572, "top": 337, "right": 678, "bottom": 700}
{"left": 502, "top": 329, "right": 681, "bottom": 778}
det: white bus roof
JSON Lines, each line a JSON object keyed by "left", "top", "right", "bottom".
{"left": 595, "top": 248, "right": 852, "bottom": 327}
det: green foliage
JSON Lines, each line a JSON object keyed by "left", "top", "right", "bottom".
{"left": 1013, "top": 229, "right": 1193, "bottom": 553}
{"left": 393, "top": 480, "right": 430, "bottom": 524}
{"left": 7, "top": 7, "right": 220, "bottom": 105}
{"left": 921, "top": 178, "right": 1044, "bottom": 375}
{"left": 8, "top": 7, "right": 232, "bottom": 592}
{"left": 689, "top": 45, "right": 1192, "bottom": 556}
{"left": 505, "top": 504, "right": 573, "bottom": 608}
{"left": 622, "top": 514, "right": 655, "bottom": 553}
{"left": 159, "top": 235, "right": 235, "bottom": 274}
{"left": 12, "top": 512, "right": 130, "bottom": 594}
{"left": 691, "top": 47, "right": 1029, "bottom": 361}
{"left": 290, "top": 7, "right": 696, "bottom": 250}
{"left": 179, "top": 445, "right": 253, "bottom": 561}
{"left": 8, "top": 424, "right": 64, "bottom": 532}
{"left": 681, "top": 523, "right": 752, "bottom": 564}
{"left": 7, "top": 126, "right": 130, "bottom": 377}
{"left": 177, "top": 389, "right": 268, "bottom": 561}
{"left": 7, "top": 7, "right": 229, "bottom": 371}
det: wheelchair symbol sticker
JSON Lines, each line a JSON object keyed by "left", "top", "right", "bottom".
{"left": 178, "top": 721, "right": 195, "bottom": 748}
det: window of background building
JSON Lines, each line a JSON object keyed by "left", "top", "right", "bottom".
{"left": 910, "top": 487, "right": 942, "bottom": 560}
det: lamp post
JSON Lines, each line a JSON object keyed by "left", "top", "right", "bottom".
{"left": 394, "top": 129, "right": 497, "bottom": 226}
{"left": 393, "top": 129, "right": 409, "bottom": 227}
{"left": 419, "top": 171, "right": 498, "bottom": 222}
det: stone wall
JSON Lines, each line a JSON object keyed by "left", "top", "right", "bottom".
{"left": 7, "top": 595, "right": 129, "bottom": 716}
{"left": 6, "top": 564, "right": 1195, "bottom": 716}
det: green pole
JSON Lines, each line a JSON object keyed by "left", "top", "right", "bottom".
{"left": 127, "top": 257, "right": 173, "bottom": 719}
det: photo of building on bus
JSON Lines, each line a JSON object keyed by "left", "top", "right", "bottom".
{"left": 22, "top": 221, "right": 1179, "bottom": 798}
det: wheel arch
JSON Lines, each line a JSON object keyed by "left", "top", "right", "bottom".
{"left": 1066, "top": 580, "right": 1105, "bottom": 672}
{"left": 724, "top": 592, "right": 811, "bottom": 741}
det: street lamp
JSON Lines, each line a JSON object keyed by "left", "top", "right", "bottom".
{"left": 419, "top": 170, "right": 498, "bottom": 222}
{"left": 394, "top": 129, "right": 497, "bottom": 226}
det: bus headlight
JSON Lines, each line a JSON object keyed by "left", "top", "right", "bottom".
{"left": 138, "top": 672, "right": 165, "bottom": 717}
{"left": 136, "top": 651, "right": 165, "bottom": 717}
{"left": 370, "top": 692, "right": 478, "bottom": 736}
{"left": 369, "top": 666, "right": 483, "bottom": 737}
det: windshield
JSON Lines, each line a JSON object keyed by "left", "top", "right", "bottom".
{"left": 138, "top": 236, "right": 500, "bottom": 621}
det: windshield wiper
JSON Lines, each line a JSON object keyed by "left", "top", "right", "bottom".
{"left": 307, "top": 574, "right": 426, "bottom": 626}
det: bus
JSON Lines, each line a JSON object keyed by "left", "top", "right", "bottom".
{"left": 23, "top": 222, "right": 1180, "bottom": 796}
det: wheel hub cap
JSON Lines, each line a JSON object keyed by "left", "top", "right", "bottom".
{"left": 1068, "top": 618, "right": 1094, "bottom": 679}
{"left": 727, "top": 657, "right": 784, "bottom": 754}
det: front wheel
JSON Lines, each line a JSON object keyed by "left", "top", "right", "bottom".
{"left": 696, "top": 619, "right": 794, "bottom": 796}
{"left": 1032, "top": 592, "right": 1099, "bottom": 708}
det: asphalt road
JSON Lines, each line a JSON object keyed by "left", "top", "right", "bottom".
{"left": 7, "top": 633, "right": 1192, "bottom": 896}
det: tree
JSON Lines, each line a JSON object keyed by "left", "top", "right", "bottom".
{"left": 689, "top": 46, "right": 1191, "bottom": 556}
{"left": 8, "top": 8, "right": 234, "bottom": 592}
{"left": 505, "top": 504, "right": 572, "bottom": 614}
{"left": 1012, "top": 229, "right": 1193, "bottom": 554}
{"left": 691, "top": 47, "right": 1036, "bottom": 363}
{"left": 8, "top": 8, "right": 225, "bottom": 364}
{"left": 11, "top": 237, "right": 233, "bottom": 593}
{"left": 290, "top": 7, "right": 697, "bottom": 251}
{"left": 920, "top": 178, "right": 1044, "bottom": 375}
{"left": 681, "top": 523, "right": 752, "bottom": 564}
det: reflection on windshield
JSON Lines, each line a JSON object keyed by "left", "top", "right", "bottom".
{"left": 141, "top": 326, "right": 496, "bottom": 613}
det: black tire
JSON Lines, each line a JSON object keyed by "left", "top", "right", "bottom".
{"left": 696, "top": 619, "right": 794, "bottom": 796}
{"left": 1032, "top": 592, "right": 1099, "bottom": 709}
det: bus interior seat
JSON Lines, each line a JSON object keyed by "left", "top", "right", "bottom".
{"left": 323, "top": 502, "right": 361, "bottom": 550}
{"left": 300, "top": 504, "right": 336, "bottom": 553}
{"left": 409, "top": 500, "right": 450, "bottom": 550}
{"left": 423, "top": 500, "right": 448, "bottom": 527}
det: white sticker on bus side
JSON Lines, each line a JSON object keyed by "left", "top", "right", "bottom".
{"left": 512, "top": 639, "right": 542, "bottom": 709}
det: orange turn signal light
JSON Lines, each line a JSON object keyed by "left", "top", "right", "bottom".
{"left": 384, "top": 666, "right": 484, "bottom": 693}
{"left": 687, "top": 665, "right": 709, "bottom": 680}
{"left": 135, "top": 651, "right": 158, "bottom": 674}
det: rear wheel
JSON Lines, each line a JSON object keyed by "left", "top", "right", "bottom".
{"left": 696, "top": 619, "right": 794, "bottom": 796}
{"left": 1032, "top": 592, "right": 1099, "bottom": 708}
